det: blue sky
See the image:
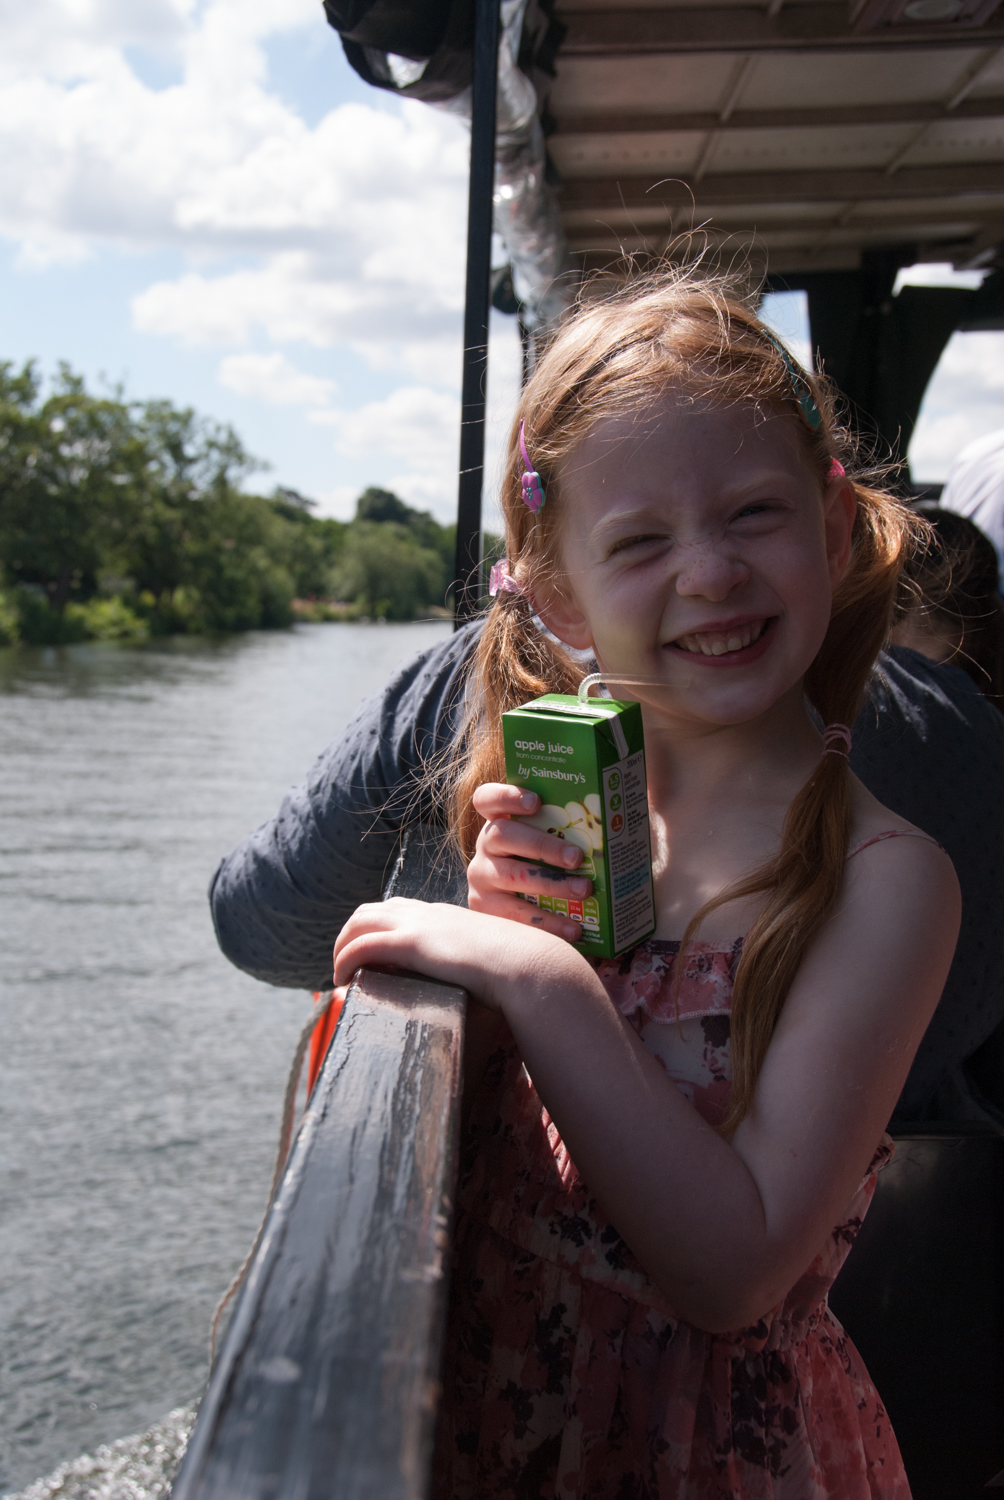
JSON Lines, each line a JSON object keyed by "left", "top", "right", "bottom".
{"left": 0, "top": 0, "right": 1000, "bottom": 524}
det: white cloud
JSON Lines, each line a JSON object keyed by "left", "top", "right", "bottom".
{"left": 0, "top": 1, "right": 470, "bottom": 384}
{"left": 910, "top": 331, "right": 1004, "bottom": 482}
{"left": 310, "top": 384, "right": 461, "bottom": 518}
{"left": 312, "top": 384, "right": 460, "bottom": 461}
{"left": 0, "top": 1, "right": 532, "bottom": 517}
{"left": 385, "top": 472, "right": 459, "bottom": 517}
{"left": 0, "top": 0, "right": 193, "bottom": 78}
{"left": 302, "top": 313, "right": 521, "bottom": 525}
{"left": 482, "top": 309, "right": 523, "bottom": 534}
{"left": 310, "top": 483, "right": 359, "bottom": 522}
{"left": 217, "top": 350, "right": 335, "bottom": 406}
{"left": 132, "top": 245, "right": 464, "bottom": 379}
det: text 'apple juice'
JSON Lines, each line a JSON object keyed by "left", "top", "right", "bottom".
{"left": 501, "top": 694, "right": 656, "bottom": 959}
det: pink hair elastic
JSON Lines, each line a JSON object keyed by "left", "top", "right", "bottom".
{"left": 828, "top": 459, "right": 846, "bottom": 478}
{"left": 519, "top": 421, "right": 546, "bottom": 513}
{"left": 822, "top": 723, "right": 852, "bottom": 757}
{"left": 489, "top": 559, "right": 521, "bottom": 597}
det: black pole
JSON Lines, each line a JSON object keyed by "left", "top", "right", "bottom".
{"left": 518, "top": 314, "right": 532, "bottom": 387}
{"left": 453, "top": 0, "right": 500, "bottom": 626}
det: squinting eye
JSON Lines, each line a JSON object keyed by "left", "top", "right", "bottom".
{"left": 610, "top": 533, "right": 669, "bottom": 556}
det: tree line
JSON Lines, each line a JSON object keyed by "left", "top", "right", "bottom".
{"left": 0, "top": 362, "right": 458, "bottom": 645}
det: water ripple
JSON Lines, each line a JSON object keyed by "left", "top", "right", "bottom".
{"left": 0, "top": 623, "right": 449, "bottom": 1493}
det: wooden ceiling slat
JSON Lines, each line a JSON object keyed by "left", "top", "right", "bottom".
{"left": 549, "top": 8, "right": 1004, "bottom": 268}
{"left": 560, "top": 4, "right": 1004, "bottom": 54}
{"left": 553, "top": 94, "right": 1004, "bottom": 133}
{"left": 564, "top": 209, "right": 990, "bottom": 238}
{"left": 558, "top": 161, "right": 1004, "bottom": 205}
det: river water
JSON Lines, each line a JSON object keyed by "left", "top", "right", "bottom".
{"left": 0, "top": 622, "right": 451, "bottom": 1494}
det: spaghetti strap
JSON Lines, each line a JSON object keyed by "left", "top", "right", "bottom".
{"left": 847, "top": 828, "right": 944, "bottom": 860}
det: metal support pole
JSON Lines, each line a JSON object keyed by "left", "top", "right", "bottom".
{"left": 518, "top": 315, "right": 532, "bottom": 387}
{"left": 453, "top": 0, "right": 500, "bottom": 626}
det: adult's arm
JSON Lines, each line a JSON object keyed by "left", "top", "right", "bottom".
{"left": 851, "top": 645, "right": 1004, "bottom": 1126}
{"left": 208, "top": 622, "right": 482, "bottom": 990}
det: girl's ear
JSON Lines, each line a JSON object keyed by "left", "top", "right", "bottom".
{"left": 823, "top": 477, "right": 857, "bottom": 586}
{"left": 532, "top": 577, "right": 595, "bottom": 652}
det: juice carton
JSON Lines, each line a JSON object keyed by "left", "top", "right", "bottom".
{"left": 501, "top": 694, "right": 656, "bottom": 959}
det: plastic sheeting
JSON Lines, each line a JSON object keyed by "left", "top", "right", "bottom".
{"left": 429, "top": 1, "right": 572, "bottom": 327}
{"left": 330, "top": 0, "right": 574, "bottom": 328}
{"left": 490, "top": 0, "right": 574, "bottom": 327}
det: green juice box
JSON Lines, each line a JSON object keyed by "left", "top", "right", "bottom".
{"left": 501, "top": 694, "right": 656, "bottom": 959}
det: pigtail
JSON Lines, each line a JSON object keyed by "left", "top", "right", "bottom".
{"left": 448, "top": 594, "right": 581, "bottom": 862}
{"left": 678, "top": 481, "right": 916, "bottom": 1137}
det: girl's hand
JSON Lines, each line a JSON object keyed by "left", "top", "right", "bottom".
{"left": 467, "top": 783, "right": 592, "bottom": 943}
{"left": 332, "top": 896, "right": 589, "bottom": 1013}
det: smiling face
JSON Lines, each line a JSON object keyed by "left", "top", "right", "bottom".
{"left": 536, "top": 395, "right": 855, "bottom": 732}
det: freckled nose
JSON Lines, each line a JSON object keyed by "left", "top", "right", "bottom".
{"left": 675, "top": 544, "right": 749, "bottom": 600}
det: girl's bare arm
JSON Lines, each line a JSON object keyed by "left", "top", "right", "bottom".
{"left": 333, "top": 835, "right": 959, "bottom": 1334}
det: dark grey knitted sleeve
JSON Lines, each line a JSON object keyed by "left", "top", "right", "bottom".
{"left": 852, "top": 647, "right": 1004, "bottom": 1128}
{"left": 209, "top": 622, "right": 482, "bottom": 990}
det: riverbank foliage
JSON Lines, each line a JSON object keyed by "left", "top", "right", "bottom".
{"left": 0, "top": 363, "right": 456, "bottom": 645}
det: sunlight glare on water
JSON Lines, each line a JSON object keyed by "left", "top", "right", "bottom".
{"left": 0, "top": 622, "right": 451, "bottom": 1493}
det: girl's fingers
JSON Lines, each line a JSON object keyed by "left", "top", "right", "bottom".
{"left": 333, "top": 900, "right": 406, "bottom": 968}
{"left": 472, "top": 783, "right": 540, "bottom": 820}
{"left": 470, "top": 849, "right": 592, "bottom": 905}
{"left": 468, "top": 887, "right": 583, "bottom": 943}
{"left": 333, "top": 934, "right": 399, "bottom": 988}
{"left": 333, "top": 901, "right": 457, "bottom": 988}
{"left": 480, "top": 815, "right": 584, "bottom": 870}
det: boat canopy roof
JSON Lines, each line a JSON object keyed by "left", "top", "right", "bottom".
{"left": 548, "top": 0, "right": 1004, "bottom": 281}
{"left": 328, "top": 0, "right": 1004, "bottom": 298}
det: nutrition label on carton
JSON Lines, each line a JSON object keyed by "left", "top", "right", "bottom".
{"left": 603, "top": 750, "right": 655, "bottom": 950}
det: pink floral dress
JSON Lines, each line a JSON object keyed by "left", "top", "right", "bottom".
{"left": 432, "top": 937, "right": 909, "bottom": 1500}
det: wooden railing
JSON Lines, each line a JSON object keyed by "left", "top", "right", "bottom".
{"left": 170, "top": 966, "right": 1004, "bottom": 1499}
{"left": 171, "top": 968, "right": 467, "bottom": 1500}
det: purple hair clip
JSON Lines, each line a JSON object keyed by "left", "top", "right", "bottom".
{"left": 519, "top": 421, "right": 545, "bottom": 513}
{"left": 489, "top": 560, "right": 521, "bottom": 598}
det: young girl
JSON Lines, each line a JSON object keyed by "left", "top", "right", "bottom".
{"left": 333, "top": 273, "right": 961, "bottom": 1499}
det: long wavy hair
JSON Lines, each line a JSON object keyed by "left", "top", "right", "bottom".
{"left": 447, "top": 267, "right": 922, "bottom": 1137}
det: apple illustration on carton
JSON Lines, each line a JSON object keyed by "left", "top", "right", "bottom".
{"left": 520, "top": 795, "right": 604, "bottom": 872}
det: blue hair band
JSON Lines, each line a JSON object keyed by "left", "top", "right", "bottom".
{"left": 761, "top": 330, "right": 822, "bottom": 431}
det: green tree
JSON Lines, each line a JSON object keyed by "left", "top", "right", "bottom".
{"left": 122, "top": 400, "right": 262, "bottom": 608}
{"left": 355, "top": 487, "right": 413, "bottom": 526}
{"left": 0, "top": 362, "right": 147, "bottom": 619}
{"left": 268, "top": 488, "right": 346, "bottom": 598}
{"left": 333, "top": 522, "right": 446, "bottom": 619}
{"left": 0, "top": 364, "right": 457, "bottom": 643}
{"left": 351, "top": 487, "right": 455, "bottom": 603}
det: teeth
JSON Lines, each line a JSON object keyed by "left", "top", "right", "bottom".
{"left": 675, "top": 621, "right": 765, "bottom": 655}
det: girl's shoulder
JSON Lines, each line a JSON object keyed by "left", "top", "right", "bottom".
{"left": 845, "top": 777, "right": 947, "bottom": 866}
{"left": 837, "top": 779, "right": 961, "bottom": 957}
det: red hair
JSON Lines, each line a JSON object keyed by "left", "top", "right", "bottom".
{"left": 446, "top": 267, "right": 922, "bottom": 1135}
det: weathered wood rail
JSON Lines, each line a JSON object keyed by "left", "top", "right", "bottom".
{"left": 170, "top": 963, "right": 1004, "bottom": 1499}
{"left": 171, "top": 968, "right": 467, "bottom": 1500}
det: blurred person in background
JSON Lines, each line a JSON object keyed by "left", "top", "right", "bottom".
{"left": 891, "top": 503, "right": 1004, "bottom": 703}
{"left": 940, "top": 429, "right": 1004, "bottom": 592}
